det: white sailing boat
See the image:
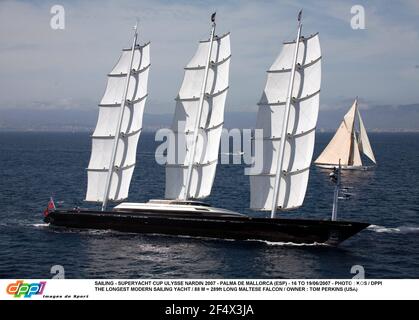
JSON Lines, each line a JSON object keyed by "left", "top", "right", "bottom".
{"left": 314, "top": 98, "right": 377, "bottom": 170}
{"left": 44, "top": 13, "right": 369, "bottom": 245}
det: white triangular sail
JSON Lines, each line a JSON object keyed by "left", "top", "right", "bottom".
{"left": 85, "top": 40, "right": 150, "bottom": 203}
{"left": 165, "top": 32, "right": 231, "bottom": 200}
{"left": 250, "top": 32, "right": 322, "bottom": 211}
{"left": 357, "top": 109, "right": 376, "bottom": 164}
{"left": 351, "top": 132, "right": 362, "bottom": 166}
{"left": 314, "top": 100, "right": 357, "bottom": 166}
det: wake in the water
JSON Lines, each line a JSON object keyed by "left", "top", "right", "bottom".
{"left": 368, "top": 225, "right": 419, "bottom": 234}
{"left": 255, "top": 240, "right": 328, "bottom": 247}
{"left": 33, "top": 223, "right": 118, "bottom": 236}
{"left": 32, "top": 223, "right": 49, "bottom": 228}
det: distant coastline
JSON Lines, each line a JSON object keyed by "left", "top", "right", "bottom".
{"left": 1, "top": 103, "right": 419, "bottom": 133}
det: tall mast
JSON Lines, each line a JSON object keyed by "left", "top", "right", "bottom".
{"left": 331, "top": 159, "right": 341, "bottom": 221}
{"left": 182, "top": 13, "right": 217, "bottom": 200}
{"left": 354, "top": 97, "right": 359, "bottom": 147}
{"left": 101, "top": 23, "right": 139, "bottom": 211}
{"left": 270, "top": 11, "right": 303, "bottom": 218}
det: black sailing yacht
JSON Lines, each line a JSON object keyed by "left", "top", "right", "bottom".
{"left": 44, "top": 13, "right": 369, "bottom": 245}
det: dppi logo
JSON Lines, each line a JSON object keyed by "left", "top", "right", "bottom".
{"left": 6, "top": 280, "right": 46, "bottom": 298}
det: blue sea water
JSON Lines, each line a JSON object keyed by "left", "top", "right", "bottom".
{"left": 0, "top": 132, "right": 418, "bottom": 279}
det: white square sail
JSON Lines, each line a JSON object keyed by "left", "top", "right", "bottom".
{"left": 85, "top": 34, "right": 150, "bottom": 204}
{"left": 165, "top": 30, "right": 231, "bottom": 200}
{"left": 250, "top": 32, "right": 322, "bottom": 212}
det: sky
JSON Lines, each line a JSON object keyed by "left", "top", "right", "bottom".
{"left": 0, "top": 0, "right": 419, "bottom": 117}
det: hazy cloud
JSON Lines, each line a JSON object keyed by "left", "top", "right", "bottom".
{"left": 0, "top": 0, "right": 418, "bottom": 116}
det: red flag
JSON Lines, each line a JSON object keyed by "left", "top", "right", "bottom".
{"left": 44, "top": 197, "right": 56, "bottom": 217}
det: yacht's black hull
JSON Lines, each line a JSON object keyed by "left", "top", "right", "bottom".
{"left": 44, "top": 209, "right": 369, "bottom": 246}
